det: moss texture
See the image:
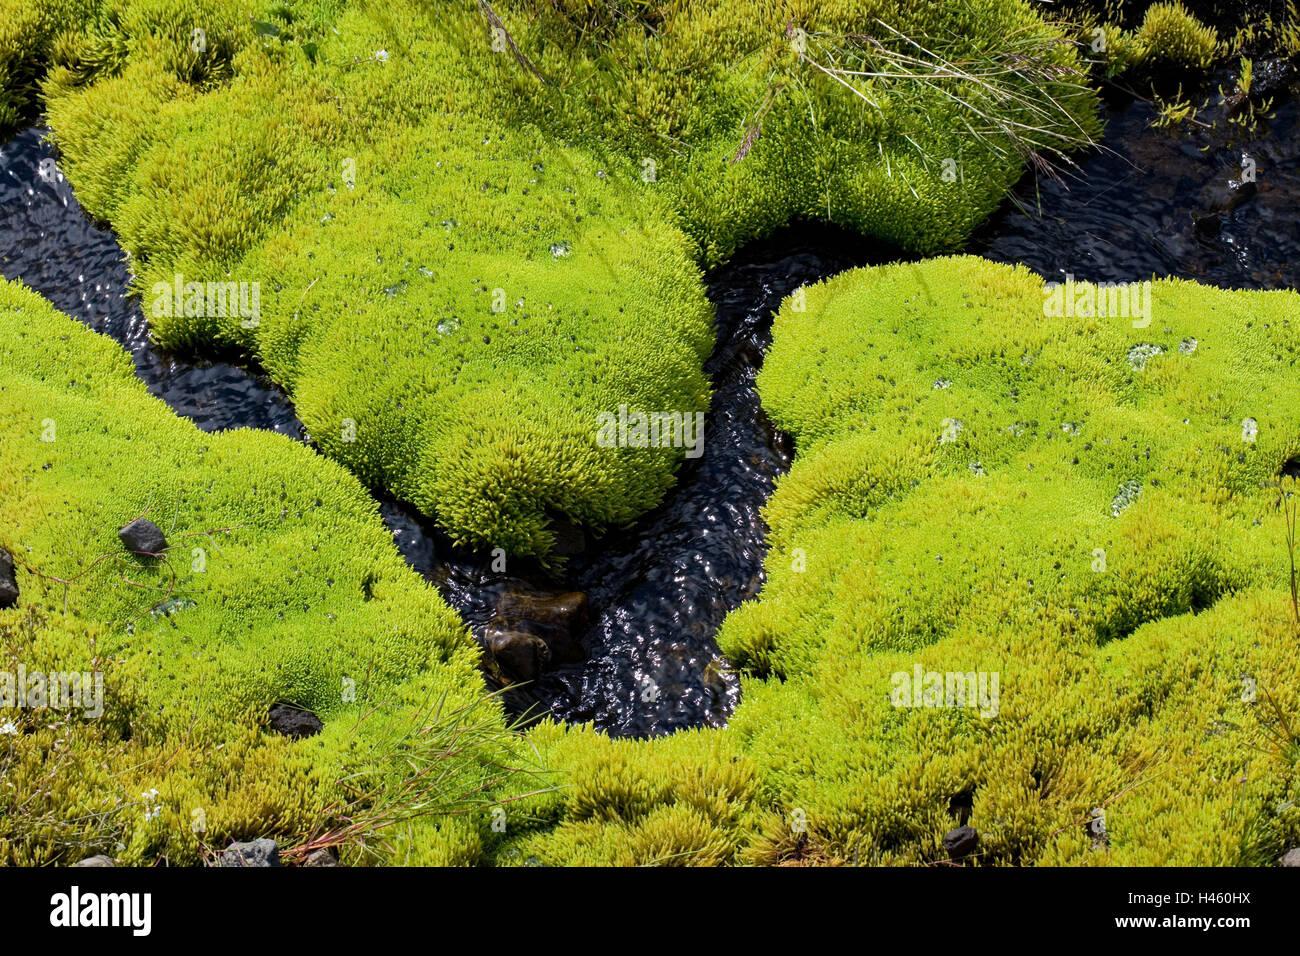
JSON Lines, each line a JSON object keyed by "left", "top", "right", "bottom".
{"left": 0, "top": 279, "right": 526, "bottom": 865}
{"left": 501, "top": 259, "right": 1300, "bottom": 866}
{"left": 4, "top": 0, "right": 1100, "bottom": 558}
{"left": 492, "top": 0, "right": 1103, "bottom": 263}
{"left": 1091, "top": 2, "right": 1222, "bottom": 78}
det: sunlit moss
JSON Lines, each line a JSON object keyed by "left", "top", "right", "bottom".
{"left": 24, "top": 0, "right": 1098, "bottom": 558}
{"left": 0, "top": 280, "right": 514, "bottom": 864}
{"left": 512, "top": 260, "right": 1300, "bottom": 866}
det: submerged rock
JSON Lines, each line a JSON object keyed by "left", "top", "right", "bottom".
{"left": 0, "top": 547, "right": 17, "bottom": 608}
{"left": 267, "top": 703, "right": 323, "bottom": 739}
{"left": 217, "top": 838, "right": 280, "bottom": 867}
{"left": 118, "top": 518, "right": 168, "bottom": 556}
{"left": 494, "top": 588, "right": 587, "bottom": 664}
{"left": 485, "top": 624, "right": 551, "bottom": 683}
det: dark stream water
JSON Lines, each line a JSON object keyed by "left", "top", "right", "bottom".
{"left": 3, "top": 65, "right": 1297, "bottom": 738}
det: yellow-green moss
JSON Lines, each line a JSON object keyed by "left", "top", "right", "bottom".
{"left": 24, "top": 0, "right": 1099, "bottom": 558}
{"left": 0, "top": 279, "right": 525, "bottom": 864}
{"left": 507, "top": 260, "right": 1300, "bottom": 866}
{"left": 491, "top": 0, "right": 1103, "bottom": 263}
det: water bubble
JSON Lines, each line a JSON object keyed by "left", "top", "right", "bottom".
{"left": 1109, "top": 478, "right": 1142, "bottom": 517}
{"left": 436, "top": 317, "right": 460, "bottom": 336}
{"left": 549, "top": 241, "right": 572, "bottom": 258}
{"left": 1127, "top": 343, "right": 1164, "bottom": 370}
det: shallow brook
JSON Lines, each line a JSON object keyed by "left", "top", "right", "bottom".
{"left": 3, "top": 67, "right": 1298, "bottom": 738}
{"left": 385, "top": 225, "right": 899, "bottom": 737}
{"left": 0, "top": 128, "right": 303, "bottom": 438}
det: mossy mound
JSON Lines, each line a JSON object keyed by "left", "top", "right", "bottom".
{"left": 502, "top": 260, "right": 1300, "bottom": 865}
{"left": 1085, "top": 2, "right": 1222, "bottom": 78}
{"left": 8, "top": 0, "right": 1100, "bottom": 557}
{"left": 0, "top": 280, "right": 529, "bottom": 865}
{"left": 491, "top": 0, "right": 1103, "bottom": 263}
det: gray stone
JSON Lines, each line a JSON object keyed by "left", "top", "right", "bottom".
{"left": 1280, "top": 848, "right": 1300, "bottom": 867}
{"left": 72, "top": 854, "right": 116, "bottom": 867}
{"left": 217, "top": 838, "right": 280, "bottom": 867}
{"left": 304, "top": 847, "right": 339, "bottom": 867}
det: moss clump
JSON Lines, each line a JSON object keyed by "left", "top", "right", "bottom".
{"left": 23, "top": 0, "right": 1099, "bottom": 558}
{"left": 0, "top": 0, "right": 100, "bottom": 128}
{"left": 1088, "top": 2, "right": 1221, "bottom": 78}
{"left": 492, "top": 0, "right": 1103, "bottom": 263}
{"left": 0, "top": 279, "right": 531, "bottom": 864}
{"left": 39, "top": 1, "right": 716, "bottom": 558}
{"left": 506, "top": 260, "right": 1300, "bottom": 866}
{"left": 1135, "top": 2, "right": 1221, "bottom": 71}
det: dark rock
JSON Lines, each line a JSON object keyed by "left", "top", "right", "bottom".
{"left": 118, "top": 518, "right": 168, "bottom": 556}
{"left": 494, "top": 588, "right": 588, "bottom": 663}
{"left": 484, "top": 624, "right": 550, "bottom": 683}
{"left": 0, "top": 547, "right": 17, "bottom": 609}
{"left": 942, "top": 825, "right": 979, "bottom": 862}
{"left": 1192, "top": 212, "right": 1221, "bottom": 239}
{"left": 947, "top": 788, "right": 975, "bottom": 826}
{"left": 304, "top": 847, "right": 340, "bottom": 867}
{"left": 267, "top": 703, "right": 323, "bottom": 739}
{"left": 72, "top": 854, "right": 116, "bottom": 867}
{"left": 1281, "top": 848, "right": 1300, "bottom": 867}
{"left": 217, "top": 838, "right": 279, "bottom": 867}
{"left": 1199, "top": 176, "right": 1257, "bottom": 217}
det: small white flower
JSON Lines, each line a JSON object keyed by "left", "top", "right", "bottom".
{"left": 374, "top": 49, "right": 388, "bottom": 62}
{"left": 0, "top": 721, "right": 17, "bottom": 735}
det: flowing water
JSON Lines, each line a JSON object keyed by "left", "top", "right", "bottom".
{"left": 3, "top": 66, "right": 1297, "bottom": 738}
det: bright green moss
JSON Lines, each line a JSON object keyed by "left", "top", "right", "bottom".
{"left": 31, "top": 0, "right": 1098, "bottom": 558}
{"left": 507, "top": 261, "right": 1300, "bottom": 866}
{"left": 0, "top": 279, "right": 524, "bottom": 864}
{"left": 1134, "top": 2, "right": 1220, "bottom": 71}
{"left": 1091, "top": 2, "right": 1221, "bottom": 78}
{"left": 492, "top": 0, "right": 1103, "bottom": 264}
{"left": 0, "top": 0, "right": 100, "bottom": 128}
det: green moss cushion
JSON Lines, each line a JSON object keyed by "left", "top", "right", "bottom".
{"left": 6, "top": 0, "right": 1099, "bottom": 557}
{"left": 0, "top": 279, "right": 516, "bottom": 864}
{"left": 506, "top": 259, "right": 1300, "bottom": 865}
